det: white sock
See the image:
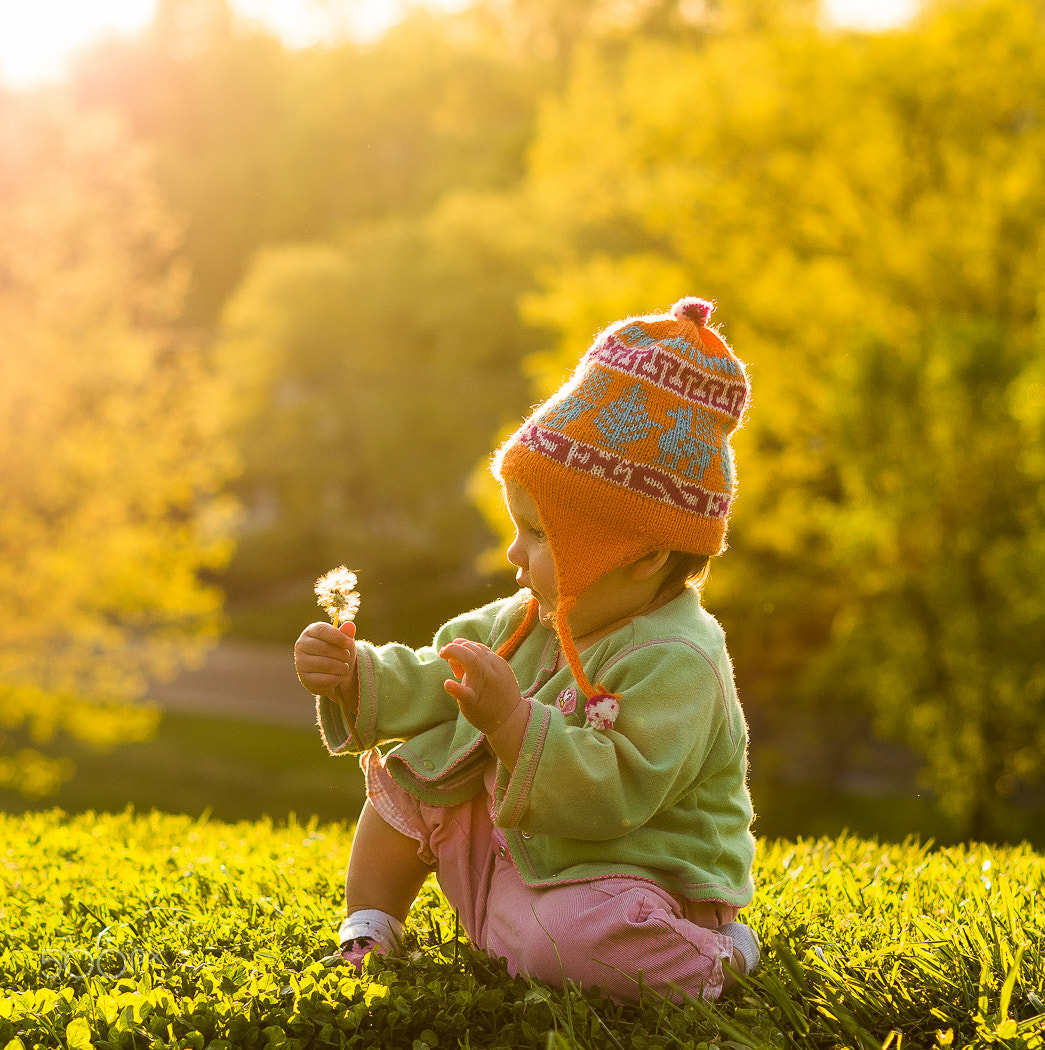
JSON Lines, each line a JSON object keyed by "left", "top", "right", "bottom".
{"left": 338, "top": 909, "right": 404, "bottom": 951}
{"left": 720, "top": 921, "right": 760, "bottom": 975}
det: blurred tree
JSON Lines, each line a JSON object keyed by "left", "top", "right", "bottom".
{"left": 272, "top": 10, "right": 543, "bottom": 228}
{"left": 472, "top": 0, "right": 818, "bottom": 65}
{"left": 50, "top": 0, "right": 1045, "bottom": 834}
{"left": 0, "top": 92, "right": 237, "bottom": 796}
{"left": 66, "top": 0, "right": 551, "bottom": 645}
{"left": 71, "top": 0, "right": 289, "bottom": 326}
{"left": 71, "top": 2, "right": 543, "bottom": 328}
{"left": 214, "top": 192, "right": 542, "bottom": 642}
{"left": 508, "top": 0, "right": 1045, "bottom": 836}
{"left": 814, "top": 318, "right": 1045, "bottom": 839}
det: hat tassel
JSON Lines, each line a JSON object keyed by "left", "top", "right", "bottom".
{"left": 495, "top": 593, "right": 540, "bottom": 662}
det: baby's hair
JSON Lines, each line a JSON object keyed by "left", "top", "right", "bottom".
{"left": 658, "top": 551, "right": 711, "bottom": 599}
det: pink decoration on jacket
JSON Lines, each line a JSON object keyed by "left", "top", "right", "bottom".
{"left": 557, "top": 687, "right": 578, "bottom": 715}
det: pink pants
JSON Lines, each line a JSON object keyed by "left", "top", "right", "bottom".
{"left": 363, "top": 752, "right": 740, "bottom": 1002}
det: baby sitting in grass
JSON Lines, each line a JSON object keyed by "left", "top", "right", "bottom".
{"left": 295, "top": 297, "right": 759, "bottom": 1002}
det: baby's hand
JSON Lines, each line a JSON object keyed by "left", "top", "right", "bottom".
{"left": 294, "top": 620, "right": 357, "bottom": 699}
{"left": 439, "top": 638, "right": 523, "bottom": 737}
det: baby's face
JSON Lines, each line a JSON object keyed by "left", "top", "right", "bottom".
{"left": 504, "top": 483, "right": 558, "bottom": 629}
{"left": 504, "top": 483, "right": 658, "bottom": 645}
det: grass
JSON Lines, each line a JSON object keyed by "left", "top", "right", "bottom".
{"left": 2, "top": 810, "right": 1044, "bottom": 1049}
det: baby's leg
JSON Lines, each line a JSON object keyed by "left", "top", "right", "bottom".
{"left": 339, "top": 800, "right": 432, "bottom": 964}
{"left": 347, "top": 750, "right": 500, "bottom": 959}
{"left": 344, "top": 799, "right": 433, "bottom": 920}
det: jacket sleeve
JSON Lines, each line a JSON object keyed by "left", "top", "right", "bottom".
{"left": 491, "top": 634, "right": 744, "bottom": 840}
{"left": 317, "top": 596, "right": 524, "bottom": 755}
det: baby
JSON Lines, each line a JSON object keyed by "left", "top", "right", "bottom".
{"left": 295, "top": 297, "right": 758, "bottom": 1001}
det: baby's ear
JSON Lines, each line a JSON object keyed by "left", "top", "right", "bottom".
{"left": 629, "top": 550, "right": 672, "bottom": 581}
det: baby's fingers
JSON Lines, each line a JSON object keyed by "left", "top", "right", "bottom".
{"left": 443, "top": 676, "right": 475, "bottom": 705}
{"left": 439, "top": 638, "right": 491, "bottom": 671}
{"left": 297, "top": 621, "right": 351, "bottom": 656}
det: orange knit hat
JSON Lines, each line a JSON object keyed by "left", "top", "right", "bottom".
{"left": 492, "top": 297, "right": 749, "bottom": 706}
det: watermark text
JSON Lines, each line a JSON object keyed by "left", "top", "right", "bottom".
{"left": 39, "top": 949, "right": 166, "bottom": 980}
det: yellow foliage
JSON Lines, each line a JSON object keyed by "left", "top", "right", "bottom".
{"left": 521, "top": 253, "right": 693, "bottom": 394}
{"left": 0, "top": 93, "right": 238, "bottom": 794}
{"left": 509, "top": 0, "right": 1045, "bottom": 835}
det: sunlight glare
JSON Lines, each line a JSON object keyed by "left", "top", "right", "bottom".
{"left": 0, "top": 0, "right": 914, "bottom": 90}
{"left": 234, "top": 0, "right": 450, "bottom": 46}
{"left": 0, "top": 0, "right": 154, "bottom": 88}
{"left": 823, "top": 0, "right": 917, "bottom": 30}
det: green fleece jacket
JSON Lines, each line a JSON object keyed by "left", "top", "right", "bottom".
{"left": 317, "top": 589, "right": 755, "bottom": 906}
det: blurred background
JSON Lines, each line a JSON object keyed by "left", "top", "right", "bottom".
{"left": 1, "top": 0, "right": 1043, "bottom": 848}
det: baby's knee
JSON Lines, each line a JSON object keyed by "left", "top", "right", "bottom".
{"left": 504, "top": 884, "right": 734, "bottom": 1003}
{"left": 506, "top": 886, "right": 657, "bottom": 984}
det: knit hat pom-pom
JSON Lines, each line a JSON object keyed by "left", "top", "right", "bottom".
{"left": 585, "top": 693, "right": 621, "bottom": 731}
{"left": 671, "top": 297, "right": 714, "bottom": 326}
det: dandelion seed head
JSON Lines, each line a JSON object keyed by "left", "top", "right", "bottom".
{"left": 315, "top": 566, "right": 361, "bottom": 625}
